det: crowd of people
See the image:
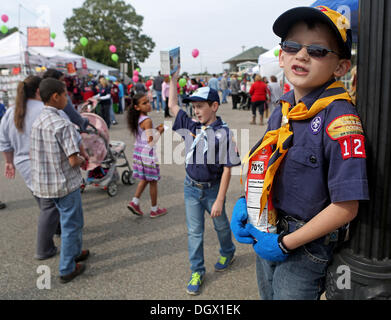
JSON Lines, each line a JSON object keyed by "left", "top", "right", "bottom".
{"left": 30, "top": 67, "right": 287, "bottom": 132}
{"left": 126, "top": 71, "right": 287, "bottom": 126}
{"left": 0, "top": 68, "right": 283, "bottom": 285}
{"left": 0, "top": 5, "right": 367, "bottom": 301}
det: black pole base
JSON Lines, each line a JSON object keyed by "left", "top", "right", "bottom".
{"left": 325, "top": 248, "right": 391, "bottom": 300}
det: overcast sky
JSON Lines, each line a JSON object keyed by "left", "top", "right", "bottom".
{"left": 3, "top": 0, "right": 314, "bottom": 75}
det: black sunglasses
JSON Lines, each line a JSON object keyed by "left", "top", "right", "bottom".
{"left": 279, "top": 40, "right": 340, "bottom": 58}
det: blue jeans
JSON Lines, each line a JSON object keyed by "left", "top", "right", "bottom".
{"left": 53, "top": 189, "right": 84, "bottom": 276}
{"left": 222, "top": 89, "right": 230, "bottom": 103}
{"left": 255, "top": 239, "right": 334, "bottom": 300}
{"left": 184, "top": 175, "right": 235, "bottom": 275}
{"left": 155, "top": 90, "right": 162, "bottom": 111}
{"left": 118, "top": 96, "right": 124, "bottom": 113}
{"left": 110, "top": 101, "right": 116, "bottom": 122}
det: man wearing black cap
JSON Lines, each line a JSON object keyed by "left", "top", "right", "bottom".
{"left": 230, "top": 6, "right": 368, "bottom": 299}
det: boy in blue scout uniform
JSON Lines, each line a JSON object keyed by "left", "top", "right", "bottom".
{"left": 231, "top": 6, "right": 369, "bottom": 300}
{"left": 168, "top": 70, "right": 241, "bottom": 295}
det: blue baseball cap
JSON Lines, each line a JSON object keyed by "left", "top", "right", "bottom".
{"left": 183, "top": 87, "right": 220, "bottom": 105}
{"left": 273, "top": 6, "right": 352, "bottom": 59}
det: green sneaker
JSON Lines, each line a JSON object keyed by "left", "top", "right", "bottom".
{"left": 186, "top": 272, "right": 204, "bottom": 295}
{"left": 214, "top": 255, "right": 235, "bottom": 271}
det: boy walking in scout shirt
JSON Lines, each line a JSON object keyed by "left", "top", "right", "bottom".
{"left": 31, "top": 78, "right": 90, "bottom": 283}
{"left": 231, "top": 6, "right": 369, "bottom": 300}
{"left": 169, "top": 70, "right": 241, "bottom": 295}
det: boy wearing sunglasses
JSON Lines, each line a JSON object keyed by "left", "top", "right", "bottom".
{"left": 231, "top": 6, "right": 369, "bottom": 299}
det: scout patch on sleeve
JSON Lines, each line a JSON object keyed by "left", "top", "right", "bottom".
{"left": 326, "top": 115, "right": 366, "bottom": 159}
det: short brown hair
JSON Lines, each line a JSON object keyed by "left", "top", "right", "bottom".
{"left": 39, "top": 78, "right": 66, "bottom": 103}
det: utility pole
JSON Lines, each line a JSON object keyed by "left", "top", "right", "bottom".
{"left": 130, "top": 42, "right": 134, "bottom": 74}
{"left": 17, "top": 3, "right": 27, "bottom": 75}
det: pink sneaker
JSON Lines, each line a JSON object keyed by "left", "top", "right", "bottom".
{"left": 150, "top": 208, "right": 167, "bottom": 219}
{"left": 127, "top": 201, "right": 144, "bottom": 216}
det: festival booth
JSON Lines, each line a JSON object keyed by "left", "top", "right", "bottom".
{"left": 0, "top": 32, "right": 119, "bottom": 107}
{"left": 0, "top": 32, "right": 85, "bottom": 70}
{"left": 0, "top": 32, "right": 118, "bottom": 74}
{"left": 0, "top": 32, "right": 84, "bottom": 107}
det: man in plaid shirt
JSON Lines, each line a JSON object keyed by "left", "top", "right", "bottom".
{"left": 31, "top": 78, "right": 89, "bottom": 283}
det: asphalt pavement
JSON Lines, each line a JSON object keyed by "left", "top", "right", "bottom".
{"left": 0, "top": 99, "right": 268, "bottom": 300}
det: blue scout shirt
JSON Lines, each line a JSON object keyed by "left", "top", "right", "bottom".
{"left": 173, "top": 109, "right": 241, "bottom": 182}
{"left": 262, "top": 80, "right": 369, "bottom": 222}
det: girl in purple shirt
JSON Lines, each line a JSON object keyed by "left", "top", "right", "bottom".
{"left": 126, "top": 93, "right": 167, "bottom": 218}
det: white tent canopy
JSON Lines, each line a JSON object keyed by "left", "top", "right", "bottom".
{"left": 0, "top": 32, "right": 118, "bottom": 74}
{"left": 258, "top": 45, "right": 284, "bottom": 82}
{"left": 0, "top": 32, "right": 83, "bottom": 68}
{"left": 0, "top": 31, "right": 25, "bottom": 66}
{"left": 83, "top": 57, "right": 118, "bottom": 75}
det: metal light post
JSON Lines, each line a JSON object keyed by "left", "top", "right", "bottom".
{"left": 325, "top": 0, "right": 391, "bottom": 299}
{"left": 130, "top": 42, "right": 134, "bottom": 74}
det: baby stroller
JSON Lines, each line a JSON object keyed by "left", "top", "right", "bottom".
{"left": 238, "top": 91, "right": 251, "bottom": 110}
{"left": 79, "top": 106, "right": 135, "bottom": 197}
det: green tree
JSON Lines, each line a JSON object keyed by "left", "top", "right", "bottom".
{"left": 64, "top": 0, "right": 155, "bottom": 69}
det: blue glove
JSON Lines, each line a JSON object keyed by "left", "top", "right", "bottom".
{"left": 230, "top": 197, "right": 254, "bottom": 244}
{"left": 245, "top": 224, "right": 288, "bottom": 262}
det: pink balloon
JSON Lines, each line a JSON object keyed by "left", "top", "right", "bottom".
{"left": 109, "top": 45, "right": 117, "bottom": 53}
{"left": 133, "top": 70, "right": 139, "bottom": 76}
{"left": 1, "top": 15, "right": 8, "bottom": 23}
{"left": 50, "top": 42, "right": 55, "bottom": 47}
{"left": 132, "top": 75, "right": 139, "bottom": 83}
{"left": 192, "top": 49, "right": 199, "bottom": 58}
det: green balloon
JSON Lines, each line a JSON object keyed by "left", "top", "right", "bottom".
{"left": 136, "top": 68, "right": 140, "bottom": 72}
{"left": 111, "top": 54, "right": 119, "bottom": 62}
{"left": 179, "top": 78, "right": 187, "bottom": 87}
{"left": 274, "top": 49, "right": 280, "bottom": 57}
{"left": 51, "top": 32, "right": 56, "bottom": 39}
{"left": 80, "top": 37, "right": 88, "bottom": 46}
{"left": 0, "top": 25, "right": 8, "bottom": 34}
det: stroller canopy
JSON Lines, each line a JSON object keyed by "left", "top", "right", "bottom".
{"left": 81, "top": 113, "right": 110, "bottom": 171}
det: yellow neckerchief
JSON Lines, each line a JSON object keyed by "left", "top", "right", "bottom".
{"left": 240, "top": 81, "right": 352, "bottom": 217}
